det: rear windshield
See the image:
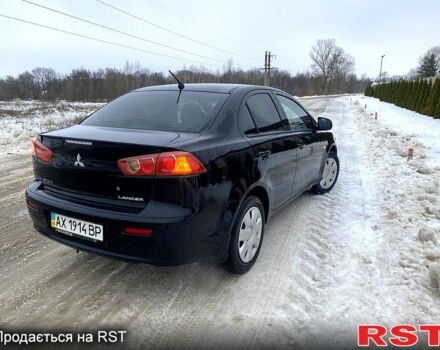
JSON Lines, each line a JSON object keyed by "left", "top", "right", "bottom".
{"left": 82, "top": 90, "right": 228, "bottom": 132}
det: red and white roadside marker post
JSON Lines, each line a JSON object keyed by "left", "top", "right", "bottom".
{"left": 407, "top": 147, "right": 414, "bottom": 161}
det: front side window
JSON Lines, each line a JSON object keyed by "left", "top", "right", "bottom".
{"left": 246, "top": 94, "right": 284, "bottom": 133}
{"left": 82, "top": 90, "right": 228, "bottom": 133}
{"left": 276, "top": 95, "right": 310, "bottom": 131}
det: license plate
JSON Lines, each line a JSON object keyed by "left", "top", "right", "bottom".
{"left": 51, "top": 212, "right": 103, "bottom": 242}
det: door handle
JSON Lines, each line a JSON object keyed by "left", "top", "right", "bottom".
{"left": 258, "top": 150, "right": 271, "bottom": 159}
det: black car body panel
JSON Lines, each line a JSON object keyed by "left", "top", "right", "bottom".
{"left": 26, "top": 84, "right": 336, "bottom": 266}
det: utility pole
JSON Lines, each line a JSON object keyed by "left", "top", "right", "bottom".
{"left": 262, "top": 51, "right": 277, "bottom": 86}
{"left": 379, "top": 54, "right": 385, "bottom": 82}
{"left": 267, "top": 51, "right": 273, "bottom": 86}
{"left": 263, "top": 51, "right": 268, "bottom": 86}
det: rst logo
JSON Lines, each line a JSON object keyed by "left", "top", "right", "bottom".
{"left": 358, "top": 324, "right": 440, "bottom": 347}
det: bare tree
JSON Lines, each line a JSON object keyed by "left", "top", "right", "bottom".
{"left": 310, "top": 39, "right": 355, "bottom": 94}
{"left": 310, "top": 39, "right": 335, "bottom": 93}
{"left": 31, "top": 67, "right": 57, "bottom": 99}
{"left": 330, "top": 49, "right": 355, "bottom": 93}
{"left": 16, "top": 71, "right": 35, "bottom": 99}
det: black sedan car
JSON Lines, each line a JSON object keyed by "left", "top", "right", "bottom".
{"left": 26, "top": 84, "right": 339, "bottom": 273}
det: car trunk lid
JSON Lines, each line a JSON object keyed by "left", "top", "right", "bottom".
{"left": 35, "top": 125, "right": 198, "bottom": 208}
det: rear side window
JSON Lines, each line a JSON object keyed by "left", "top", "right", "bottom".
{"left": 82, "top": 91, "right": 228, "bottom": 133}
{"left": 246, "top": 94, "right": 284, "bottom": 133}
{"left": 276, "top": 95, "right": 310, "bottom": 130}
{"left": 238, "top": 106, "right": 258, "bottom": 135}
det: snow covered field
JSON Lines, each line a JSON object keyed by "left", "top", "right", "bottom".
{"left": 0, "top": 100, "right": 103, "bottom": 155}
{"left": 0, "top": 96, "right": 439, "bottom": 348}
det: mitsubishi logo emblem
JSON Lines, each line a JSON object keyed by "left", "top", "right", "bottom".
{"left": 74, "top": 153, "right": 84, "bottom": 167}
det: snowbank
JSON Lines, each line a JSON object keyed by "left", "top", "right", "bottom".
{"left": 359, "top": 96, "right": 440, "bottom": 167}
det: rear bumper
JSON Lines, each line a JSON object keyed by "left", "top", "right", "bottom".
{"left": 26, "top": 180, "right": 229, "bottom": 266}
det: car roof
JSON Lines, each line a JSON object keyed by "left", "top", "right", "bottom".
{"left": 134, "top": 83, "right": 281, "bottom": 94}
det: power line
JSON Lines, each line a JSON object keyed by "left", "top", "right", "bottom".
{"left": 146, "top": 0, "right": 262, "bottom": 53}
{"left": 0, "top": 13, "right": 223, "bottom": 68}
{"left": 22, "top": 0, "right": 224, "bottom": 64}
{"left": 96, "top": 0, "right": 259, "bottom": 61}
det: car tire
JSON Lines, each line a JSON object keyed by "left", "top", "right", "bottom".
{"left": 312, "top": 151, "right": 339, "bottom": 194}
{"left": 227, "top": 196, "right": 265, "bottom": 274}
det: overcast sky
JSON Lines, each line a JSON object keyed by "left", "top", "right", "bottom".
{"left": 1, "top": 0, "right": 439, "bottom": 78}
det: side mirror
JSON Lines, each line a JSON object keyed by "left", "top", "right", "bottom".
{"left": 317, "top": 117, "right": 333, "bottom": 131}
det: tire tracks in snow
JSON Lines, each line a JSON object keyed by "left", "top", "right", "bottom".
{"left": 251, "top": 98, "right": 389, "bottom": 349}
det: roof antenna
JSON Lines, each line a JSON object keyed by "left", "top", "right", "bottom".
{"left": 168, "top": 70, "right": 185, "bottom": 103}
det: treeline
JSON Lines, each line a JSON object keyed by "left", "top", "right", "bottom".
{"left": 365, "top": 78, "right": 440, "bottom": 118}
{"left": 0, "top": 62, "right": 370, "bottom": 102}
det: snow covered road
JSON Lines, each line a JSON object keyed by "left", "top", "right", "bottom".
{"left": 1, "top": 96, "right": 440, "bottom": 349}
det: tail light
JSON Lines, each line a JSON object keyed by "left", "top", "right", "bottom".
{"left": 118, "top": 151, "right": 207, "bottom": 176}
{"left": 31, "top": 137, "right": 52, "bottom": 163}
{"left": 118, "top": 155, "right": 156, "bottom": 176}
